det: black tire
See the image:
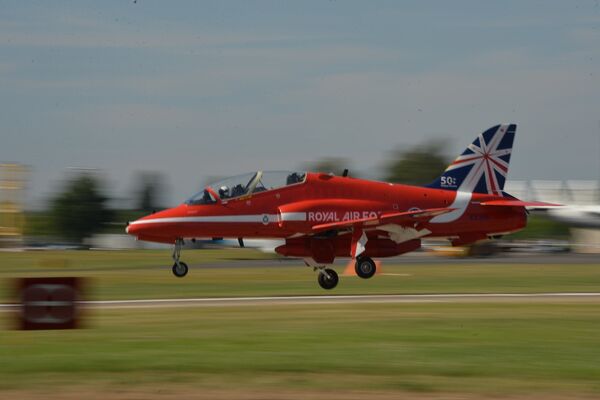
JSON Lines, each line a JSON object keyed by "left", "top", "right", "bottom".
{"left": 318, "top": 268, "right": 339, "bottom": 290}
{"left": 355, "top": 257, "right": 376, "bottom": 279}
{"left": 172, "top": 262, "right": 188, "bottom": 278}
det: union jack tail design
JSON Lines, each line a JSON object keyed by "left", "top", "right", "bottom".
{"left": 428, "top": 124, "right": 516, "bottom": 195}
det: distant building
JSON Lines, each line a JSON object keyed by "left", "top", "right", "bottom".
{"left": 0, "top": 163, "right": 28, "bottom": 246}
{"left": 505, "top": 180, "right": 600, "bottom": 205}
{"left": 506, "top": 180, "right": 600, "bottom": 253}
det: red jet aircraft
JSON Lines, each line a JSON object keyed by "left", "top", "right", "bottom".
{"left": 127, "top": 124, "right": 555, "bottom": 289}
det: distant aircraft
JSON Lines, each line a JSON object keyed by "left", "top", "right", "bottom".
{"left": 541, "top": 205, "right": 600, "bottom": 228}
{"left": 513, "top": 182, "right": 600, "bottom": 229}
{"left": 127, "top": 124, "right": 558, "bottom": 289}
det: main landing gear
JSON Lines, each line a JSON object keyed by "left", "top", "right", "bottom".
{"left": 355, "top": 256, "right": 376, "bottom": 279}
{"left": 172, "top": 238, "right": 188, "bottom": 278}
{"left": 314, "top": 256, "right": 376, "bottom": 289}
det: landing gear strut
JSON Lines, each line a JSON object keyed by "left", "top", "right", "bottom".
{"left": 172, "top": 238, "right": 188, "bottom": 278}
{"left": 355, "top": 256, "right": 376, "bottom": 279}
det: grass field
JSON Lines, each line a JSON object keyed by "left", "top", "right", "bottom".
{"left": 1, "top": 249, "right": 600, "bottom": 301}
{"left": 2, "top": 250, "right": 600, "bottom": 398}
{"left": 3, "top": 303, "right": 600, "bottom": 398}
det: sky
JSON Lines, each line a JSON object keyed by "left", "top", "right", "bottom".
{"left": 1, "top": 0, "right": 599, "bottom": 209}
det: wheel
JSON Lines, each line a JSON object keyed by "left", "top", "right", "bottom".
{"left": 318, "top": 268, "right": 339, "bottom": 290}
{"left": 355, "top": 257, "right": 376, "bottom": 279}
{"left": 172, "top": 262, "right": 188, "bottom": 278}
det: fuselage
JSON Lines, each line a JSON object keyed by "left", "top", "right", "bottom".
{"left": 125, "top": 124, "right": 535, "bottom": 287}
{"left": 127, "top": 172, "right": 527, "bottom": 248}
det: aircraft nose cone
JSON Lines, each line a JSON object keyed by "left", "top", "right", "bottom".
{"left": 126, "top": 215, "right": 156, "bottom": 236}
{"left": 125, "top": 205, "right": 185, "bottom": 240}
{"left": 126, "top": 217, "right": 159, "bottom": 238}
{"left": 125, "top": 220, "right": 140, "bottom": 235}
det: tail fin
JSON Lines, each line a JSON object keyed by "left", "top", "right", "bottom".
{"left": 428, "top": 124, "right": 516, "bottom": 196}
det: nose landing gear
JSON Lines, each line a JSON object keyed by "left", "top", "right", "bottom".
{"left": 172, "top": 238, "right": 188, "bottom": 278}
{"left": 172, "top": 262, "right": 188, "bottom": 277}
{"left": 304, "top": 260, "right": 339, "bottom": 290}
{"left": 317, "top": 267, "right": 339, "bottom": 290}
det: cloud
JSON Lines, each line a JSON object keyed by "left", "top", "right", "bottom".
{"left": 3, "top": 2, "right": 600, "bottom": 208}
{"left": 0, "top": 17, "right": 326, "bottom": 49}
{"left": 1, "top": 42, "right": 398, "bottom": 102}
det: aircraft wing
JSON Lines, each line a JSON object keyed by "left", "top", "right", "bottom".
{"left": 310, "top": 207, "right": 453, "bottom": 258}
{"left": 311, "top": 207, "right": 453, "bottom": 233}
{"left": 480, "top": 200, "right": 562, "bottom": 208}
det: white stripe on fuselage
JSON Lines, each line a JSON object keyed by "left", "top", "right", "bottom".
{"left": 430, "top": 191, "right": 472, "bottom": 223}
{"left": 130, "top": 213, "right": 306, "bottom": 225}
{"left": 279, "top": 212, "right": 307, "bottom": 221}
{"left": 132, "top": 193, "right": 473, "bottom": 227}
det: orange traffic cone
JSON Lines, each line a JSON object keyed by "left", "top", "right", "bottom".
{"left": 343, "top": 259, "right": 382, "bottom": 276}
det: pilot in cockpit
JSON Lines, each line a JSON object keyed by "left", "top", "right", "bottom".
{"left": 286, "top": 172, "right": 303, "bottom": 185}
{"left": 231, "top": 184, "right": 246, "bottom": 197}
{"left": 218, "top": 185, "right": 230, "bottom": 199}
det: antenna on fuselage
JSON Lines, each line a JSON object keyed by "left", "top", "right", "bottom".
{"left": 342, "top": 169, "right": 349, "bottom": 177}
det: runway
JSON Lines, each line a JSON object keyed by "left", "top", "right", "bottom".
{"left": 3, "top": 292, "right": 600, "bottom": 311}
{"left": 191, "top": 252, "right": 600, "bottom": 269}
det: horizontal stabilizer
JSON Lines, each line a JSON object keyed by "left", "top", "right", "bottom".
{"left": 480, "top": 200, "right": 562, "bottom": 208}
{"left": 312, "top": 207, "right": 453, "bottom": 232}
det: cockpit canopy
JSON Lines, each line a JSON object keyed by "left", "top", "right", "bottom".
{"left": 186, "top": 171, "right": 306, "bottom": 205}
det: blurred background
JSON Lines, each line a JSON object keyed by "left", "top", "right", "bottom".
{"left": 2, "top": 154, "right": 600, "bottom": 254}
{"left": 2, "top": 1, "right": 600, "bottom": 399}
{"left": 1, "top": 1, "right": 599, "bottom": 253}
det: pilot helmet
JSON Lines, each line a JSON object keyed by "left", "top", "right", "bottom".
{"left": 218, "top": 185, "right": 230, "bottom": 197}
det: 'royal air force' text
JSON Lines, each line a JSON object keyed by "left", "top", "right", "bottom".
{"left": 307, "top": 211, "right": 380, "bottom": 223}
